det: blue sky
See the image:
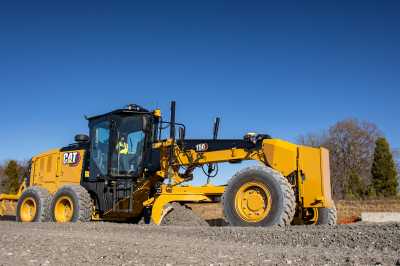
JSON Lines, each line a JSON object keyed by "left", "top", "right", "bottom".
{"left": 0, "top": 1, "right": 399, "bottom": 183}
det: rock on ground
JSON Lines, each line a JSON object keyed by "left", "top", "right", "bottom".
{"left": 0, "top": 221, "right": 399, "bottom": 265}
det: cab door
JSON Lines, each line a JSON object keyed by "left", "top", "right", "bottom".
{"left": 89, "top": 120, "right": 111, "bottom": 180}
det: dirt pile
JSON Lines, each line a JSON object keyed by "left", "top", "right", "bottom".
{"left": 160, "top": 203, "right": 209, "bottom": 227}
{"left": 0, "top": 221, "right": 399, "bottom": 265}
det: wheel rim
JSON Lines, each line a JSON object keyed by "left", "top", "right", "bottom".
{"left": 54, "top": 196, "right": 74, "bottom": 223}
{"left": 234, "top": 181, "right": 272, "bottom": 223}
{"left": 20, "top": 197, "right": 37, "bottom": 222}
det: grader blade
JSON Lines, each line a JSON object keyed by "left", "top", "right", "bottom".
{"left": 0, "top": 194, "right": 19, "bottom": 217}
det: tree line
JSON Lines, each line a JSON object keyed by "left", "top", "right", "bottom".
{"left": 298, "top": 118, "right": 399, "bottom": 199}
{"left": 0, "top": 160, "right": 28, "bottom": 194}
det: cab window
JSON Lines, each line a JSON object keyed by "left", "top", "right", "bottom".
{"left": 91, "top": 121, "right": 110, "bottom": 177}
{"left": 111, "top": 116, "right": 146, "bottom": 176}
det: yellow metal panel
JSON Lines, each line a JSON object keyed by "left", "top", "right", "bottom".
{"left": 31, "top": 150, "right": 60, "bottom": 193}
{"left": 0, "top": 198, "right": 17, "bottom": 216}
{"left": 58, "top": 150, "right": 85, "bottom": 187}
{"left": 159, "top": 184, "right": 226, "bottom": 195}
{"left": 298, "top": 146, "right": 333, "bottom": 208}
{"left": 320, "top": 148, "right": 334, "bottom": 208}
{"left": 43, "top": 154, "right": 56, "bottom": 182}
{"left": 0, "top": 182, "right": 26, "bottom": 216}
{"left": 29, "top": 149, "right": 84, "bottom": 194}
{"left": 262, "top": 139, "right": 298, "bottom": 176}
{"left": 31, "top": 148, "right": 60, "bottom": 188}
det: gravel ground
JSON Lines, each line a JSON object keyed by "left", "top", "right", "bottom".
{"left": 0, "top": 221, "right": 399, "bottom": 266}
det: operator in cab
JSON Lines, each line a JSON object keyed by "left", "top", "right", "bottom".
{"left": 118, "top": 136, "right": 129, "bottom": 155}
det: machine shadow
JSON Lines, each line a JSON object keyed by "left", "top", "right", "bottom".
{"left": 0, "top": 215, "right": 15, "bottom": 221}
{"left": 205, "top": 218, "right": 229, "bottom": 226}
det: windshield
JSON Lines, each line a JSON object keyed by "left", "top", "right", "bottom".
{"left": 110, "top": 116, "right": 146, "bottom": 176}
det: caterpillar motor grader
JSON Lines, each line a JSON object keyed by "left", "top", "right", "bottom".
{"left": 0, "top": 101, "right": 336, "bottom": 226}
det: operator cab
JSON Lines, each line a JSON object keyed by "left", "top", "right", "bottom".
{"left": 86, "top": 104, "right": 158, "bottom": 181}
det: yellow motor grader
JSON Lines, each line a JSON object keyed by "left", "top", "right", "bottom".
{"left": 0, "top": 101, "right": 336, "bottom": 226}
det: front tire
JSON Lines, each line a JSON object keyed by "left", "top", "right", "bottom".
{"left": 50, "top": 185, "right": 93, "bottom": 223}
{"left": 16, "top": 186, "right": 51, "bottom": 222}
{"left": 223, "top": 166, "right": 296, "bottom": 227}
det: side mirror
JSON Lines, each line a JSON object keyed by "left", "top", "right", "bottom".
{"left": 75, "top": 134, "right": 89, "bottom": 143}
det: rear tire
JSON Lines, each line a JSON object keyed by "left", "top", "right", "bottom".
{"left": 223, "top": 166, "right": 295, "bottom": 227}
{"left": 316, "top": 205, "right": 337, "bottom": 225}
{"left": 50, "top": 185, "right": 93, "bottom": 223}
{"left": 16, "top": 186, "right": 51, "bottom": 222}
{"left": 292, "top": 204, "right": 337, "bottom": 225}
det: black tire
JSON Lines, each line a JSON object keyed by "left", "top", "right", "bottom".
{"left": 16, "top": 186, "right": 51, "bottom": 222}
{"left": 316, "top": 204, "right": 337, "bottom": 225}
{"left": 223, "top": 166, "right": 296, "bottom": 227}
{"left": 50, "top": 185, "right": 93, "bottom": 222}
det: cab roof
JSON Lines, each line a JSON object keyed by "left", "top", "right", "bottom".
{"left": 86, "top": 104, "right": 150, "bottom": 121}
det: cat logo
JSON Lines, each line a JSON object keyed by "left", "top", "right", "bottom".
{"left": 195, "top": 143, "right": 209, "bottom": 152}
{"left": 63, "top": 152, "right": 81, "bottom": 166}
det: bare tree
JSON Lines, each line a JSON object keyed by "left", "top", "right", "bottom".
{"left": 393, "top": 148, "right": 400, "bottom": 167}
{"left": 326, "top": 119, "right": 381, "bottom": 198}
{"left": 0, "top": 162, "right": 6, "bottom": 193}
{"left": 297, "top": 132, "right": 326, "bottom": 147}
{"left": 298, "top": 119, "right": 381, "bottom": 199}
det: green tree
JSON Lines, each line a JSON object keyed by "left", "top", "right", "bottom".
{"left": 4, "top": 160, "right": 21, "bottom": 193}
{"left": 0, "top": 164, "right": 6, "bottom": 193}
{"left": 346, "top": 171, "right": 365, "bottom": 199}
{"left": 371, "top": 137, "right": 398, "bottom": 197}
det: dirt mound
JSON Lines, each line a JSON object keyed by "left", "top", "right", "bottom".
{"left": 160, "top": 203, "right": 209, "bottom": 227}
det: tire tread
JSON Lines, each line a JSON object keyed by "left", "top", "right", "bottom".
{"left": 16, "top": 186, "right": 51, "bottom": 222}
{"left": 317, "top": 204, "right": 337, "bottom": 225}
{"left": 51, "top": 185, "right": 93, "bottom": 222}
